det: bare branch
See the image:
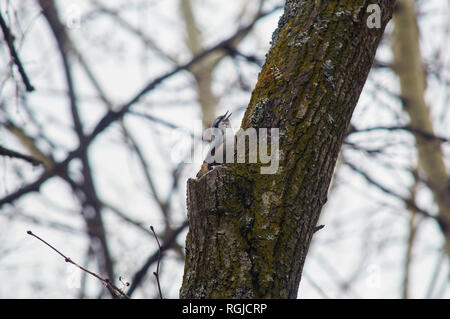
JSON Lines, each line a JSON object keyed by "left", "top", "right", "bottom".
{"left": 344, "top": 160, "right": 450, "bottom": 235}
{"left": 150, "top": 226, "right": 163, "bottom": 299}
{"left": 127, "top": 221, "right": 188, "bottom": 296}
{"left": 27, "top": 230, "right": 130, "bottom": 299}
{"left": 348, "top": 124, "right": 450, "bottom": 143}
{"left": 0, "top": 145, "right": 42, "bottom": 166}
{"left": 0, "top": 12, "right": 34, "bottom": 91}
{"left": 38, "top": 0, "right": 84, "bottom": 138}
{"left": 0, "top": 13, "right": 274, "bottom": 208}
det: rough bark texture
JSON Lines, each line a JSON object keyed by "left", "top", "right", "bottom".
{"left": 392, "top": 0, "right": 450, "bottom": 257}
{"left": 181, "top": 0, "right": 396, "bottom": 299}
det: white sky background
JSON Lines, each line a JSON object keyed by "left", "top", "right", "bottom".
{"left": 0, "top": 0, "right": 449, "bottom": 298}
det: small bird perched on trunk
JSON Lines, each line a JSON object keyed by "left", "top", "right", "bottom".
{"left": 196, "top": 111, "right": 233, "bottom": 178}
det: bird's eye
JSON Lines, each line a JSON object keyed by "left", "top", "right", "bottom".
{"left": 212, "top": 117, "right": 223, "bottom": 128}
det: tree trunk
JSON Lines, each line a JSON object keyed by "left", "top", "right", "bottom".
{"left": 180, "top": 0, "right": 396, "bottom": 299}
{"left": 392, "top": 0, "right": 450, "bottom": 258}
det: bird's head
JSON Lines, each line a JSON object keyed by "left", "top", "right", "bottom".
{"left": 212, "top": 111, "right": 232, "bottom": 132}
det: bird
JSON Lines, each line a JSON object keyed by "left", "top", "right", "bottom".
{"left": 196, "top": 111, "right": 233, "bottom": 178}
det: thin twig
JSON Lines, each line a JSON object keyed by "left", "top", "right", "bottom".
{"left": 425, "top": 247, "right": 446, "bottom": 298}
{"left": 0, "top": 145, "right": 43, "bottom": 166}
{"left": 150, "top": 226, "right": 163, "bottom": 299}
{"left": 127, "top": 220, "right": 188, "bottom": 297}
{"left": 344, "top": 160, "right": 450, "bottom": 234}
{"left": 314, "top": 225, "right": 325, "bottom": 233}
{"left": 26, "top": 230, "right": 130, "bottom": 299}
{"left": 348, "top": 124, "right": 449, "bottom": 143}
{"left": 302, "top": 272, "right": 330, "bottom": 299}
{"left": 0, "top": 12, "right": 34, "bottom": 91}
{"left": 223, "top": 44, "right": 263, "bottom": 66}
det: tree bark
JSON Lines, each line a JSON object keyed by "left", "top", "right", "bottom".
{"left": 180, "top": 0, "right": 396, "bottom": 299}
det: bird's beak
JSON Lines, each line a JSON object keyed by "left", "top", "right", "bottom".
{"left": 222, "top": 111, "right": 229, "bottom": 119}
